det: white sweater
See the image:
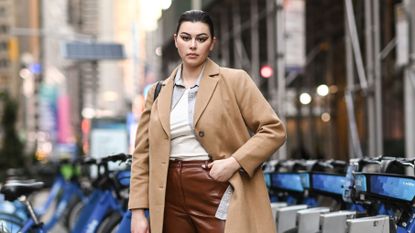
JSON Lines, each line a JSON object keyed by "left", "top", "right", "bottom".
{"left": 169, "top": 88, "right": 210, "bottom": 161}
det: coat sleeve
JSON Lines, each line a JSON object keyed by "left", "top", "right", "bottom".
{"left": 231, "top": 70, "right": 286, "bottom": 177}
{"left": 128, "top": 84, "right": 157, "bottom": 210}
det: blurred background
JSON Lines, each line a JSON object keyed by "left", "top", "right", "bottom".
{"left": 0, "top": 0, "right": 414, "bottom": 179}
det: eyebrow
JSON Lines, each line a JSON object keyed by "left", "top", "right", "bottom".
{"left": 179, "top": 32, "right": 209, "bottom": 37}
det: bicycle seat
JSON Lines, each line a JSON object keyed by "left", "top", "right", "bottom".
{"left": 5, "top": 178, "right": 37, "bottom": 183}
{"left": 0, "top": 180, "right": 44, "bottom": 201}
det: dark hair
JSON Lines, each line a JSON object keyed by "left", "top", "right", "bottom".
{"left": 175, "top": 10, "right": 214, "bottom": 37}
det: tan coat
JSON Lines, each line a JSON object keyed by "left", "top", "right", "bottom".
{"left": 129, "top": 58, "right": 286, "bottom": 233}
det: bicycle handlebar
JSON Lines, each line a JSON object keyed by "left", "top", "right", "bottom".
{"left": 101, "top": 153, "right": 132, "bottom": 163}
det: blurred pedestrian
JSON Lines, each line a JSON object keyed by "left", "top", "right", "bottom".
{"left": 129, "top": 9, "right": 286, "bottom": 233}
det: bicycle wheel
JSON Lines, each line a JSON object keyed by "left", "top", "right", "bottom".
{"left": 62, "top": 195, "right": 83, "bottom": 230}
{"left": 96, "top": 212, "right": 122, "bottom": 233}
{"left": 0, "top": 212, "right": 24, "bottom": 233}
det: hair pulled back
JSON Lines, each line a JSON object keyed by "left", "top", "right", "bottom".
{"left": 175, "top": 10, "right": 214, "bottom": 37}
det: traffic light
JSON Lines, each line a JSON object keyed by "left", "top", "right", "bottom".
{"left": 260, "top": 65, "right": 273, "bottom": 78}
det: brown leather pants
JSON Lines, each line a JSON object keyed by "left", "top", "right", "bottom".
{"left": 163, "top": 160, "right": 229, "bottom": 233}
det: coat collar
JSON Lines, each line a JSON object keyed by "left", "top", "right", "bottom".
{"left": 157, "top": 58, "right": 220, "bottom": 137}
{"left": 193, "top": 58, "right": 220, "bottom": 126}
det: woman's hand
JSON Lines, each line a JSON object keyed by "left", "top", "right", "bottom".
{"left": 131, "top": 209, "right": 150, "bottom": 233}
{"left": 207, "top": 157, "right": 241, "bottom": 182}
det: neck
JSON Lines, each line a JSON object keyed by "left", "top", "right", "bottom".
{"left": 181, "top": 62, "right": 205, "bottom": 87}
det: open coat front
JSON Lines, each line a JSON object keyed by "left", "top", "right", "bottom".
{"left": 129, "top": 59, "right": 286, "bottom": 233}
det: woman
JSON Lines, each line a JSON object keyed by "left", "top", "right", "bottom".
{"left": 129, "top": 10, "right": 286, "bottom": 233}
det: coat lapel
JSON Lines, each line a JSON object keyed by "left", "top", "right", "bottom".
{"left": 157, "top": 67, "right": 177, "bottom": 138}
{"left": 193, "top": 58, "right": 220, "bottom": 127}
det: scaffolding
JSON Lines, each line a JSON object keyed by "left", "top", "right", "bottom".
{"left": 157, "top": 0, "right": 415, "bottom": 160}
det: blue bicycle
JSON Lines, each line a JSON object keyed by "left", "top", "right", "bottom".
{"left": 69, "top": 153, "right": 132, "bottom": 233}
{"left": 0, "top": 153, "right": 132, "bottom": 233}
{"left": 1, "top": 179, "right": 45, "bottom": 233}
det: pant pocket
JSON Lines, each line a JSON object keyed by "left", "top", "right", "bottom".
{"left": 202, "top": 168, "right": 229, "bottom": 198}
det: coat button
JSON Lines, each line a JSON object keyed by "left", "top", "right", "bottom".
{"left": 198, "top": 131, "right": 205, "bottom": 137}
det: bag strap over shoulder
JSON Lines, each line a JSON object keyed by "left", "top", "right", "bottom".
{"left": 154, "top": 81, "right": 163, "bottom": 101}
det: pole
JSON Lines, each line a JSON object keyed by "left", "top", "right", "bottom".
{"left": 276, "top": 0, "right": 287, "bottom": 159}
{"left": 372, "top": 0, "right": 383, "bottom": 155}
{"left": 365, "top": 0, "right": 376, "bottom": 156}
{"left": 404, "top": 0, "right": 415, "bottom": 158}
{"left": 220, "top": 8, "right": 230, "bottom": 67}
{"left": 345, "top": 0, "right": 369, "bottom": 91}
{"left": 250, "top": 0, "right": 260, "bottom": 85}
{"left": 266, "top": 0, "right": 276, "bottom": 106}
{"left": 345, "top": 3, "right": 363, "bottom": 158}
{"left": 232, "top": 1, "right": 242, "bottom": 68}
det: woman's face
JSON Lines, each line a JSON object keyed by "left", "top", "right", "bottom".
{"left": 174, "top": 21, "right": 216, "bottom": 68}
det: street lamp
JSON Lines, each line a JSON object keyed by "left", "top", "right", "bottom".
{"left": 317, "top": 84, "right": 329, "bottom": 96}
{"left": 299, "top": 92, "right": 312, "bottom": 105}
